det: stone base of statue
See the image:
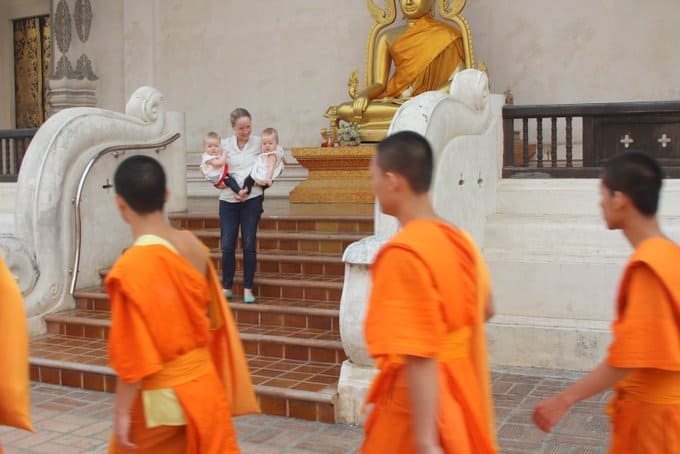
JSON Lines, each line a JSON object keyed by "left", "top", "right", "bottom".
{"left": 289, "top": 145, "right": 375, "bottom": 203}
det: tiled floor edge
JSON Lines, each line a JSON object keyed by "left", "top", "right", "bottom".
{"left": 241, "top": 333, "right": 343, "bottom": 349}
{"left": 29, "top": 356, "right": 114, "bottom": 376}
{"left": 254, "top": 384, "right": 337, "bottom": 404}
{"left": 230, "top": 302, "right": 338, "bottom": 316}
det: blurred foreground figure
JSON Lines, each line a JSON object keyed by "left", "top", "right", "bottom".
{"left": 0, "top": 256, "right": 33, "bottom": 453}
{"left": 107, "top": 155, "right": 257, "bottom": 453}
{"left": 362, "top": 131, "right": 497, "bottom": 454}
{"left": 534, "top": 152, "right": 680, "bottom": 452}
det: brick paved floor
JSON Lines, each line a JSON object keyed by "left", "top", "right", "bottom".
{"left": 1, "top": 367, "right": 610, "bottom": 453}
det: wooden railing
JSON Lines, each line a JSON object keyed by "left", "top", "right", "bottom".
{"left": 0, "top": 128, "right": 38, "bottom": 182}
{"left": 503, "top": 101, "right": 680, "bottom": 178}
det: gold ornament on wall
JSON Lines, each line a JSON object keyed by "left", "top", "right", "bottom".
{"left": 14, "top": 16, "right": 51, "bottom": 128}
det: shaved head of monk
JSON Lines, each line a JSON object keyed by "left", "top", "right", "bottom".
{"left": 114, "top": 155, "right": 167, "bottom": 215}
{"left": 601, "top": 151, "right": 663, "bottom": 217}
{"left": 371, "top": 131, "right": 436, "bottom": 220}
{"left": 374, "top": 130, "right": 433, "bottom": 193}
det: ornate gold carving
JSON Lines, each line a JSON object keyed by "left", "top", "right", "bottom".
{"left": 438, "top": 0, "right": 466, "bottom": 18}
{"left": 14, "top": 16, "right": 51, "bottom": 128}
{"left": 290, "top": 146, "right": 376, "bottom": 203}
{"left": 348, "top": 69, "right": 359, "bottom": 100}
{"left": 438, "top": 0, "right": 474, "bottom": 68}
{"left": 365, "top": 0, "right": 397, "bottom": 87}
{"left": 41, "top": 17, "right": 51, "bottom": 118}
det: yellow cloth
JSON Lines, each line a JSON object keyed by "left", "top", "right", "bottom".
{"left": 362, "top": 220, "right": 497, "bottom": 453}
{"left": 382, "top": 15, "right": 464, "bottom": 98}
{"left": 0, "top": 256, "right": 33, "bottom": 432}
{"left": 141, "top": 348, "right": 215, "bottom": 428}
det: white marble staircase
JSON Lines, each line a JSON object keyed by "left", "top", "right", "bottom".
{"left": 484, "top": 178, "right": 680, "bottom": 371}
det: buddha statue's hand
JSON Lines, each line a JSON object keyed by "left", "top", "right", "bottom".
{"left": 352, "top": 96, "right": 370, "bottom": 120}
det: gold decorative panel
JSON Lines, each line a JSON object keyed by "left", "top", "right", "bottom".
{"left": 290, "top": 146, "right": 376, "bottom": 204}
{"left": 14, "top": 15, "right": 51, "bottom": 128}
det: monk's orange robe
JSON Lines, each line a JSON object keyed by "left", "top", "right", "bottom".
{"left": 0, "top": 256, "right": 33, "bottom": 452}
{"left": 605, "top": 237, "right": 680, "bottom": 453}
{"left": 362, "top": 220, "right": 497, "bottom": 453}
{"left": 106, "top": 241, "right": 252, "bottom": 453}
{"left": 382, "top": 15, "right": 464, "bottom": 99}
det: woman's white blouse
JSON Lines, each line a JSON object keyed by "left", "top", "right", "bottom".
{"left": 219, "top": 135, "right": 264, "bottom": 203}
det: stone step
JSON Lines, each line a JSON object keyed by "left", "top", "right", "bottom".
{"left": 193, "top": 228, "right": 365, "bottom": 255}
{"left": 230, "top": 298, "right": 339, "bottom": 332}
{"left": 97, "top": 251, "right": 346, "bottom": 280}
{"left": 29, "top": 335, "right": 338, "bottom": 422}
{"left": 230, "top": 273, "right": 343, "bottom": 302}
{"left": 171, "top": 215, "right": 373, "bottom": 235}
{"left": 485, "top": 213, "right": 680, "bottom": 252}
{"left": 487, "top": 314, "right": 611, "bottom": 371}
{"left": 228, "top": 251, "right": 345, "bottom": 277}
{"left": 45, "top": 308, "right": 344, "bottom": 364}
{"left": 99, "top": 250, "right": 346, "bottom": 283}
{"left": 495, "top": 178, "right": 680, "bottom": 216}
{"left": 485, "top": 247, "right": 621, "bottom": 324}
{"left": 75, "top": 290, "right": 340, "bottom": 325}
{"left": 88, "top": 270, "right": 344, "bottom": 303}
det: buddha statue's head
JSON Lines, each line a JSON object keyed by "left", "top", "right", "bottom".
{"left": 399, "top": 0, "right": 435, "bottom": 20}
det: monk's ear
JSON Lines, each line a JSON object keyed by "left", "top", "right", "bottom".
{"left": 611, "top": 190, "right": 630, "bottom": 211}
{"left": 164, "top": 189, "right": 170, "bottom": 203}
{"left": 114, "top": 194, "right": 130, "bottom": 218}
{"left": 384, "top": 171, "right": 401, "bottom": 192}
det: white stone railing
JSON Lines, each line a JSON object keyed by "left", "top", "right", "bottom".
{"left": 0, "top": 87, "right": 187, "bottom": 335}
{"left": 336, "top": 70, "right": 504, "bottom": 424}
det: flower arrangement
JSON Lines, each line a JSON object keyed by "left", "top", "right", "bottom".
{"left": 337, "top": 121, "right": 361, "bottom": 146}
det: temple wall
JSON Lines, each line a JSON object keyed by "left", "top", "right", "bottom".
{"left": 114, "top": 0, "right": 680, "bottom": 149}
{"left": 464, "top": 0, "right": 680, "bottom": 105}
{"left": 149, "top": 0, "right": 372, "bottom": 151}
{"left": 3, "top": 0, "right": 680, "bottom": 144}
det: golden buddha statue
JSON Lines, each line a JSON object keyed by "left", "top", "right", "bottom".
{"left": 325, "top": 0, "right": 477, "bottom": 142}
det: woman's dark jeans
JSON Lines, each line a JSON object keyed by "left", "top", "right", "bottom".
{"left": 219, "top": 195, "right": 263, "bottom": 290}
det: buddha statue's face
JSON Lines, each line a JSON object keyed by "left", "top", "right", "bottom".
{"left": 399, "top": 0, "right": 434, "bottom": 19}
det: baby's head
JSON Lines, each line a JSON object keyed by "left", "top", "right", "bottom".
{"left": 203, "top": 131, "right": 221, "bottom": 156}
{"left": 261, "top": 128, "right": 279, "bottom": 153}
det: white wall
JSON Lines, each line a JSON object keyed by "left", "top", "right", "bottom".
{"left": 85, "top": 0, "right": 126, "bottom": 114}
{"left": 151, "top": 0, "right": 373, "bottom": 151}
{"left": 464, "top": 0, "right": 680, "bottom": 104}
{"left": 7, "top": 0, "right": 680, "bottom": 145}
{"left": 126, "top": 0, "right": 680, "bottom": 149}
{"left": 0, "top": 0, "right": 50, "bottom": 129}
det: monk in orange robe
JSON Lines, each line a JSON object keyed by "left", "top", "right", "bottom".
{"left": 534, "top": 151, "right": 680, "bottom": 452}
{"left": 0, "top": 256, "right": 33, "bottom": 453}
{"left": 106, "top": 155, "right": 256, "bottom": 453}
{"left": 362, "top": 131, "right": 497, "bottom": 453}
